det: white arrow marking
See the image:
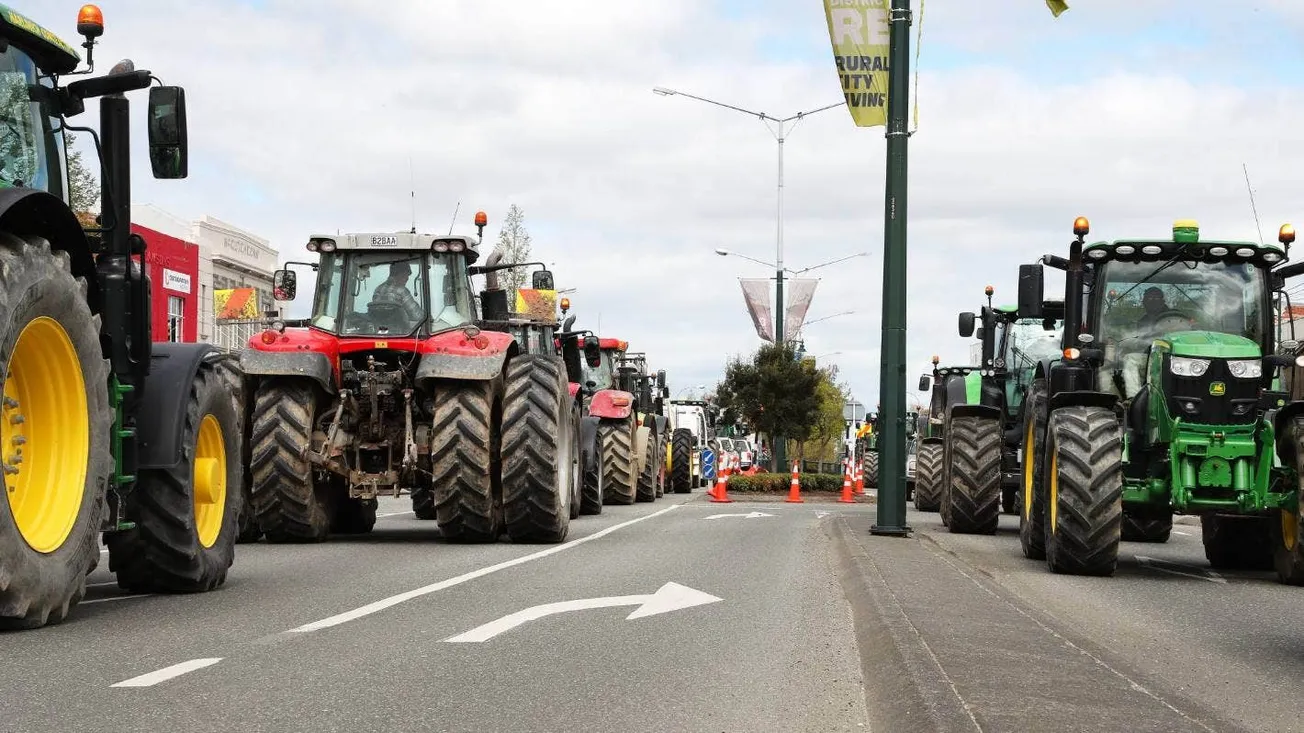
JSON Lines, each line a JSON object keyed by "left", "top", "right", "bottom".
{"left": 444, "top": 582, "right": 722, "bottom": 643}
{"left": 703, "top": 511, "right": 774, "bottom": 520}
{"left": 814, "top": 511, "right": 831, "bottom": 518}
{"left": 1135, "top": 555, "right": 1226, "bottom": 584}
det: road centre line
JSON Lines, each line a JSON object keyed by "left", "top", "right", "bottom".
{"left": 111, "top": 658, "right": 223, "bottom": 688}
{"left": 286, "top": 502, "right": 685, "bottom": 633}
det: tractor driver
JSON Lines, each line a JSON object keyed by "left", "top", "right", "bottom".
{"left": 370, "top": 261, "right": 424, "bottom": 324}
{"left": 1137, "top": 287, "right": 1172, "bottom": 333}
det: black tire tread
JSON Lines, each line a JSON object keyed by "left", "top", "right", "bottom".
{"left": 501, "top": 355, "right": 571, "bottom": 543}
{"left": 864, "top": 452, "right": 879, "bottom": 489}
{"left": 636, "top": 427, "right": 658, "bottom": 503}
{"left": 944, "top": 416, "right": 1002, "bottom": 535}
{"left": 249, "top": 380, "right": 331, "bottom": 543}
{"left": 913, "top": 442, "right": 943, "bottom": 512}
{"left": 599, "top": 416, "right": 637, "bottom": 505}
{"left": 430, "top": 379, "right": 500, "bottom": 542}
{"left": 1044, "top": 406, "right": 1123, "bottom": 576}
{"left": 671, "top": 428, "right": 692, "bottom": 493}
{"left": 1121, "top": 513, "right": 1171, "bottom": 543}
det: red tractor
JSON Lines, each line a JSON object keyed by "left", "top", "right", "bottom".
{"left": 239, "top": 212, "right": 580, "bottom": 544}
{"left": 578, "top": 337, "right": 663, "bottom": 505}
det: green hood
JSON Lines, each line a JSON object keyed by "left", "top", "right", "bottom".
{"left": 1161, "top": 331, "right": 1261, "bottom": 359}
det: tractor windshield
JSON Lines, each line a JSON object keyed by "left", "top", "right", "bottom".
{"left": 1002, "top": 318, "right": 1063, "bottom": 413}
{"left": 0, "top": 46, "right": 65, "bottom": 197}
{"left": 310, "top": 251, "right": 475, "bottom": 336}
{"left": 1094, "top": 258, "right": 1266, "bottom": 396}
{"left": 581, "top": 350, "right": 615, "bottom": 391}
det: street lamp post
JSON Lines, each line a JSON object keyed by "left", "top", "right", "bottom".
{"left": 657, "top": 87, "right": 843, "bottom": 475}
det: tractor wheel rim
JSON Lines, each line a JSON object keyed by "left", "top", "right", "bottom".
{"left": 1048, "top": 437, "right": 1059, "bottom": 534}
{"left": 193, "top": 414, "right": 227, "bottom": 548}
{"left": 3, "top": 316, "right": 89, "bottom": 554}
{"left": 1023, "top": 415, "right": 1035, "bottom": 519}
{"left": 1283, "top": 508, "right": 1298, "bottom": 553}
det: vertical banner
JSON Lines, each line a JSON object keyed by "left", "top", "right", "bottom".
{"left": 1046, "top": 1, "right": 1069, "bottom": 17}
{"left": 739, "top": 278, "right": 775, "bottom": 342}
{"left": 514, "top": 288, "right": 558, "bottom": 323}
{"left": 822, "top": 0, "right": 891, "bottom": 127}
{"left": 782, "top": 278, "right": 819, "bottom": 342}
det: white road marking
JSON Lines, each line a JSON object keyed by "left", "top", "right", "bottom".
{"left": 1173, "top": 530, "right": 1191, "bottom": 536}
{"left": 86, "top": 581, "right": 117, "bottom": 588}
{"left": 1135, "top": 555, "right": 1226, "bottom": 584}
{"left": 703, "top": 511, "right": 773, "bottom": 520}
{"left": 377, "top": 510, "right": 414, "bottom": 518}
{"left": 81, "top": 594, "right": 152, "bottom": 605}
{"left": 111, "top": 658, "right": 223, "bottom": 688}
{"left": 444, "top": 582, "right": 722, "bottom": 643}
{"left": 288, "top": 503, "right": 684, "bottom": 633}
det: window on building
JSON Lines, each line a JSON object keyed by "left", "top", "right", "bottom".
{"left": 168, "top": 295, "right": 185, "bottom": 342}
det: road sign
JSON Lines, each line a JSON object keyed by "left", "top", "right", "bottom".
{"left": 703, "top": 512, "right": 773, "bottom": 520}
{"left": 443, "top": 582, "right": 723, "bottom": 643}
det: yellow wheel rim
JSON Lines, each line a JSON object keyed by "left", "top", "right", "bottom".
{"left": 1023, "top": 416, "right": 1036, "bottom": 519}
{"left": 193, "top": 414, "right": 227, "bottom": 549}
{"left": 2, "top": 316, "right": 89, "bottom": 554}
{"left": 1283, "top": 508, "right": 1298, "bottom": 553}
{"left": 1048, "top": 446, "right": 1059, "bottom": 533}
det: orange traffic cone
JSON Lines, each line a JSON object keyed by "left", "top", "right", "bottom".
{"left": 785, "top": 461, "right": 803, "bottom": 503}
{"left": 838, "top": 458, "right": 856, "bottom": 504}
{"left": 853, "top": 457, "right": 864, "bottom": 495}
{"left": 711, "top": 463, "right": 733, "bottom": 503}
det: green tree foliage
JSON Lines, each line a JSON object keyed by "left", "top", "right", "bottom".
{"left": 801, "top": 370, "right": 850, "bottom": 461}
{"left": 495, "top": 204, "right": 532, "bottom": 305}
{"left": 65, "top": 131, "right": 99, "bottom": 214}
{"left": 715, "top": 342, "right": 825, "bottom": 457}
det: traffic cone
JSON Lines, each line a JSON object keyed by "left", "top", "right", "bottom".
{"left": 785, "top": 460, "right": 803, "bottom": 503}
{"left": 853, "top": 457, "right": 864, "bottom": 495}
{"left": 838, "top": 459, "right": 856, "bottom": 503}
{"left": 710, "top": 462, "right": 733, "bottom": 503}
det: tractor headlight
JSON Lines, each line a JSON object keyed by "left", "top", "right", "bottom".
{"left": 1170, "top": 356, "right": 1211, "bottom": 377}
{"left": 1226, "top": 359, "right": 1262, "bottom": 379}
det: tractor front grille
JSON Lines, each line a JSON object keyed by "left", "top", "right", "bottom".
{"left": 1163, "top": 357, "right": 1259, "bottom": 426}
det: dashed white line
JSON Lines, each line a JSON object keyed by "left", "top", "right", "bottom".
{"left": 111, "top": 658, "right": 223, "bottom": 688}
{"left": 288, "top": 502, "right": 684, "bottom": 633}
{"left": 81, "top": 594, "right": 151, "bottom": 605}
{"left": 1173, "top": 530, "right": 1191, "bottom": 536}
{"left": 376, "top": 510, "right": 414, "bottom": 518}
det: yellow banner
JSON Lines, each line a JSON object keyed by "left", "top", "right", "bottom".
{"left": 215, "top": 287, "right": 260, "bottom": 320}
{"left": 1046, "top": 0, "right": 1069, "bottom": 17}
{"left": 822, "top": 0, "right": 890, "bottom": 128}
{"left": 514, "top": 288, "right": 558, "bottom": 324}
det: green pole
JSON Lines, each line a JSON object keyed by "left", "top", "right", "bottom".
{"left": 774, "top": 268, "right": 786, "bottom": 472}
{"left": 871, "top": 0, "right": 912, "bottom": 537}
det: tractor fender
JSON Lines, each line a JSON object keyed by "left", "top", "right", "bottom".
{"left": 1273, "top": 401, "right": 1304, "bottom": 465}
{"left": 416, "top": 349, "right": 510, "bottom": 383}
{"left": 568, "top": 382, "right": 580, "bottom": 399}
{"left": 240, "top": 349, "right": 336, "bottom": 395}
{"left": 579, "top": 415, "right": 602, "bottom": 473}
{"left": 1047, "top": 390, "right": 1118, "bottom": 414}
{"left": 633, "top": 425, "right": 651, "bottom": 475}
{"left": 137, "top": 343, "right": 230, "bottom": 470}
{"left": 949, "top": 403, "right": 1001, "bottom": 422}
{"left": 0, "top": 189, "right": 100, "bottom": 313}
{"left": 944, "top": 373, "right": 970, "bottom": 409}
{"left": 588, "top": 389, "right": 634, "bottom": 420}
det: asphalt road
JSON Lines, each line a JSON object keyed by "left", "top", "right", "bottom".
{"left": 0, "top": 495, "right": 872, "bottom": 733}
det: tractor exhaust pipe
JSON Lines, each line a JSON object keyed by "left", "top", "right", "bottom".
{"left": 483, "top": 249, "right": 505, "bottom": 291}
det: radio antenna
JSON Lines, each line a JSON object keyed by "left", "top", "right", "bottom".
{"left": 409, "top": 158, "right": 417, "bottom": 234}
{"left": 447, "top": 201, "right": 461, "bottom": 235}
{"left": 1243, "top": 163, "right": 1264, "bottom": 245}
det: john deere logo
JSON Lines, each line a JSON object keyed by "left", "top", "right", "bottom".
{"left": 1210, "top": 381, "right": 1226, "bottom": 396}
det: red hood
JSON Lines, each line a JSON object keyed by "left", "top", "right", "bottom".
{"left": 587, "top": 388, "right": 634, "bottom": 420}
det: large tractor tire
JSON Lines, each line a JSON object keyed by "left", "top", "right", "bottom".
{"left": 598, "top": 415, "right": 638, "bottom": 505}
{"left": 579, "top": 416, "right": 604, "bottom": 515}
{"left": 0, "top": 235, "right": 111, "bottom": 630}
{"left": 912, "top": 442, "right": 943, "bottom": 512}
{"left": 670, "top": 428, "right": 693, "bottom": 493}
{"left": 501, "top": 355, "right": 577, "bottom": 543}
{"left": 410, "top": 477, "right": 436, "bottom": 520}
{"left": 430, "top": 379, "right": 502, "bottom": 543}
{"left": 1203, "top": 514, "right": 1273, "bottom": 571}
{"left": 213, "top": 357, "right": 261, "bottom": 544}
{"left": 944, "top": 415, "right": 1002, "bottom": 535}
{"left": 250, "top": 379, "right": 331, "bottom": 543}
{"left": 636, "top": 427, "right": 658, "bottom": 503}
{"left": 1043, "top": 406, "right": 1123, "bottom": 577}
{"left": 109, "top": 356, "right": 242, "bottom": 593}
{"left": 1274, "top": 416, "right": 1304, "bottom": 584}
{"left": 864, "top": 451, "right": 879, "bottom": 489}
{"left": 1121, "top": 513, "right": 1172, "bottom": 543}
{"left": 1019, "top": 381, "right": 1049, "bottom": 561}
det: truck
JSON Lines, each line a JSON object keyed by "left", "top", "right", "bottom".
{"left": 1018, "top": 217, "right": 1304, "bottom": 580}
{"left": 669, "top": 399, "right": 712, "bottom": 491}
{"left": 0, "top": 4, "right": 244, "bottom": 629}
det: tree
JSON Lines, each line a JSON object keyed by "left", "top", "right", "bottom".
{"left": 715, "top": 342, "right": 824, "bottom": 464}
{"left": 802, "top": 370, "right": 850, "bottom": 461}
{"left": 65, "top": 131, "right": 99, "bottom": 214}
{"left": 495, "top": 204, "right": 532, "bottom": 306}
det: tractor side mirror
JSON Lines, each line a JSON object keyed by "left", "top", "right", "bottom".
{"left": 147, "top": 86, "right": 188, "bottom": 179}
{"left": 958, "top": 311, "right": 976, "bottom": 338}
{"left": 273, "top": 269, "right": 297, "bottom": 301}
{"left": 1018, "top": 263, "right": 1045, "bottom": 319}
{"left": 583, "top": 335, "right": 602, "bottom": 367}
{"left": 532, "top": 269, "right": 555, "bottom": 290}
{"left": 918, "top": 374, "right": 930, "bottom": 392}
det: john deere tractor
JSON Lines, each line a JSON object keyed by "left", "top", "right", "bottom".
{"left": 913, "top": 356, "right": 972, "bottom": 514}
{"left": 1018, "top": 217, "right": 1304, "bottom": 581}
{"left": 0, "top": 5, "right": 244, "bottom": 630}
{"left": 938, "top": 286, "right": 1066, "bottom": 534}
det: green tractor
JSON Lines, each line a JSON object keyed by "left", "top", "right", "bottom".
{"left": 913, "top": 356, "right": 976, "bottom": 514}
{"left": 0, "top": 5, "right": 244, "bottom": 629}
{"left": 943, "top": 286, "right": 1066, "bottom": 533}
{"left": 1018, "top": 217, "right": 1304, "bottom": 580}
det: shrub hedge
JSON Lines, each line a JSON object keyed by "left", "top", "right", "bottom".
{"left": 725, "top": 472, "right": 844, "bottom": 493}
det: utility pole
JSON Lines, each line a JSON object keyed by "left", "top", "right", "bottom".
{"left": 871, "top": 0, "right": 912, "bottom": 537}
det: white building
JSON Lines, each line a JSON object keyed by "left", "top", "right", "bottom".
{"left": 132, "top": 205, "right": 281, "bottom": 349}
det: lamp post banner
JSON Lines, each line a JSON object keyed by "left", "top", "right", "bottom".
{"left": 822, "top": 0, "right": 890, "bottom": 127}
{"left": 782, "top": 278, "right": 819, "bottom": 342}
{"left": 739, "top": 278, "right": 775, "bottom": 342}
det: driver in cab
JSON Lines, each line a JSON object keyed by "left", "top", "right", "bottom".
{"left": 370, "top": 262, "right": 424, "bottom": 325}
{"left": 1114, "top": 287, "right": 1183, "bottom": 398}
{"left": 1137, "top": 287, "right": 1173, "bottom": 333}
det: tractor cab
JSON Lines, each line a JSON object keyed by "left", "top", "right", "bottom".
{"left": 916, "top": 356, "right": 976, "bottom": 439}
{"left": 959, "top": 288, "right": 1066, "bottom": 421}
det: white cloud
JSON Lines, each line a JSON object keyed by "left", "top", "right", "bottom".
{"left": 28, "top": 2, "right": 1304, "bottom": 409}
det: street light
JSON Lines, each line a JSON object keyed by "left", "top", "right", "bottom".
{"left": 676, "top": 384, "right": 706, "bottom": 398}
{"left": 714, "top": 249, "right": 868, "bottom": 278}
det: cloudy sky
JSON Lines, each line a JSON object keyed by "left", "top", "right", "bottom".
{"left": 30, "top": 1, "right": 1304, "bottom": 409}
